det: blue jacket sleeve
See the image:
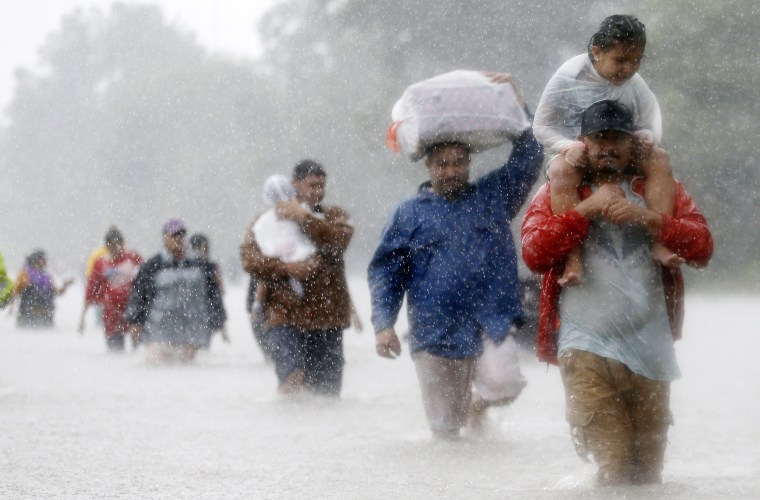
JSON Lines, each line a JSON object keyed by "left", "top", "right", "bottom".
{"left": 367, "top": 205, "right": 412, "bottom": 333}
{"left": 478, "top": 118, "right": 544, "bottom": 219}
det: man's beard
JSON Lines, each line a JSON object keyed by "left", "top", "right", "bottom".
{"left": 594, "top": 151, "right": 624, "bottom": 175}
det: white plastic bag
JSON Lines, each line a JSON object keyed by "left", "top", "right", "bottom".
{"left": 473, "top": 334, "right": 527, "bottom": 403}
{"left": 387, "top": 70, "right": 530, "bottom": 161}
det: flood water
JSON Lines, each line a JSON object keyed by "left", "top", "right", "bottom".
{"left": 1, "top": 281, "right": 758, "bottom": 499}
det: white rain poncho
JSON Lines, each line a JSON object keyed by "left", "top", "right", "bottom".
{"left": 387, "top": 70, "right": 530, "bottom": 161}
{"left": 533, "top": 54, "right": 662, "bottom": 151}
{"left": 252, "top": 175, "right": 318, "bottom": 297}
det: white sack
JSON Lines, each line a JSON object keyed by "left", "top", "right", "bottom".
{"left": 473, "top": 334, "right": 527, "bottom": 403}
{"left": 390, "top": 70, "right": 530, "bottom": 161}
{"left": 252, "top": 210, "right": 316, "bottom": 264}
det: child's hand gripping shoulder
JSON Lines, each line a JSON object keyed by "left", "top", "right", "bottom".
{"left": 633, "top": 130, "right": 655, "bottom": 161}
{"left": 559, "top": 141, "right": 587, "bottom": 168}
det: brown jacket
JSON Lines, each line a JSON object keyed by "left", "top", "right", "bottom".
{"left": 240, "top": 205, "right": 353, "bottom": 331}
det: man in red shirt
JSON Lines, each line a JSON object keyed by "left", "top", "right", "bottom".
{"left": 80, "top": 227, "right": 143, "bottom": 351}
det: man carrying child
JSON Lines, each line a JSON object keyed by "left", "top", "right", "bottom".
{"left": 240, "top": 160, "right": 354, "bottom": 397}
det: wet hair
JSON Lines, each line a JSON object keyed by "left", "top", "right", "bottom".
{"left": 26, "top": 249, "right": 46, "bottom": 267}
{"left": 587, "top": 15, "right": 646, "bottom": 59}
{"left": 189, "top": 233, "right": 209, "bottom": 251}
{"left": 292, "top": 159, "right": 326, "bottom": 181}
{"left": 424, "top": 142, "right": 471, "bottom": 162}
{"left": 104, "top": 226, "right": 124, "bottom": 244}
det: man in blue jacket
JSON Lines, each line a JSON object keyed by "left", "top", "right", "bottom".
{"left": 368, "top": 77, "right": 543, "bottom": 438}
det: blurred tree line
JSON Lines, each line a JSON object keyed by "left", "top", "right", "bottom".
{"left": 0, "top": 1, "right": 756, "bottom": 288}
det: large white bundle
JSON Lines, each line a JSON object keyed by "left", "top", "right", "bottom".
{"left": 253, "top": 175, "right": 318, "bottom": 298}
{"left": 253, "top": 210, "right": 316, "bottom": 263}
{"left": 387, "top": 70, "right": 530, "bottom": 161}
{"left": 253, "top": 174, "right": 317, "bottom": 264}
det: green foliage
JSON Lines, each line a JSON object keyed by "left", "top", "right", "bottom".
{"left": 255, "top": 0, "right": 601, "bottom": 263}
{"left": 0, "top": 4, "right": 283, "bottom": 271}
{"left": 0, "top": 0, "right": 756, "bottom": 285}
{"left": 257, "top": 0, "right": 759, "bottom": 280}
{"left": 637, "top": 0, "right": 760, "bottom": 279}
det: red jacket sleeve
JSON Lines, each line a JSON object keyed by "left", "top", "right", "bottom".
{"left": 85, "top": 259, "right": 106, "bottom": 304}
{"left": 521, "top": 184, "right": 590, "bottom": 274}
{"left": 657, "top": 182, "right": 713, "bottom": 267}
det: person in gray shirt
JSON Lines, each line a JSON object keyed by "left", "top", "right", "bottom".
{"left": 127, "top": 219, "right": 226, "bottom": 364}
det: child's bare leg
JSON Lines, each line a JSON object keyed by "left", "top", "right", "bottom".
{"left": 641, "top": 148, "right": 683, "bottom": 267}
{"left": 549, "top": 155, "right": 584, "bottom": 286}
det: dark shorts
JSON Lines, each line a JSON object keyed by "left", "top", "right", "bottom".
{"left": 267, "top": 326, "right": 344, "bottom": 396}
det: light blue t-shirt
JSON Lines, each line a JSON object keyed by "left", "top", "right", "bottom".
{"left": 558, "top": 182, "right": 681, "bottom": 382}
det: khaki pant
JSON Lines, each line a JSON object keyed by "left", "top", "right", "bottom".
{"left": 559, "top": 349, "right": 672, "bottom": 485}
{"left": 412, "top": 351, "right": 475, "bottom": 439}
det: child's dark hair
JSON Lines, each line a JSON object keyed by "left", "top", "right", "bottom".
{"left": 189, "top": 233, "right": 208, "bottom": 251}
{"left": 587, "top": 15, "right": 646, "bottom": 59}
{"left": 27, "top": 249, "right": 46, "bottom": 267}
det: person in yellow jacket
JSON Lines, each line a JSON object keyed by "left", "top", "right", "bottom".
{"left": 85, "top": 246, "right": 110, "bottom": 278}
{"left": 83, "top": 244, "right": 110, "bottom": 326}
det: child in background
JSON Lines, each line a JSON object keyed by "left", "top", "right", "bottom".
{"left": 189, "top": 233, "right": 229, "bottom": 346}
{"left": 534, "top": 14, "right": 681, "bottom": 286}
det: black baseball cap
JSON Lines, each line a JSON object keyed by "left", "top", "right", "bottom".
{"left": 580, "top": 100, "right": 635, "bottom": 136}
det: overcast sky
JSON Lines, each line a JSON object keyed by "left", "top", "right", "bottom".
{"left": 0, "top": 0, "right": 279, "bottom": 111}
